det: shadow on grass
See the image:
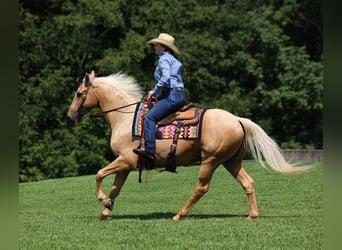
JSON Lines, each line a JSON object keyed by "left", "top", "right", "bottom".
{"left": 103, "top": 212, "right": 247, "bottom": 220}
{"left": 81, "top": 212, "right": 302, "bottom": 221}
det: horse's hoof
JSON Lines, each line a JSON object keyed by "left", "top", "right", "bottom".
{"left": 98, "top": 207, "right": 112, "bottom": 221}
{"left": 172, "top": 215, "right": 181, "bottom": 221}
{"left": 98, "top": 213, "right": 108, "bottom": 221}
{"left": 246, "top": 214, "right": 258, "bottom": 220}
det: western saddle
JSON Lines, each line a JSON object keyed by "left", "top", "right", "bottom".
{"left": 137, "top": 100, "right": 202, "bottom": 182}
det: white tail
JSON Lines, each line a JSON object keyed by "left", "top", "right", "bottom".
{"left": 238, "top": 117, "right": 313, "bottom": 174}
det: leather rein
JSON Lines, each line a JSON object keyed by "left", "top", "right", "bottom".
{"left": 85, "top": 92, "right": 151, "bottom": 118}
{"left": 85, "top": 101, "right": 143, "bottom": 118}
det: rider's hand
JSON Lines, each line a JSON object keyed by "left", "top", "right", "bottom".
{"left": 147, "top": 90, "right": 153, "bottom": 100}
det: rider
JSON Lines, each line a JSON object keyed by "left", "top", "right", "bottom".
{"left": 133, "top": 33, "right": 186, "bottom": 160}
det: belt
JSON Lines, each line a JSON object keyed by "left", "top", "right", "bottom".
{"left": 170, "top": 87, "right": 184, "bottom": 91}
{"left": 161, "top": 87, "right": 184, "bottom": 92}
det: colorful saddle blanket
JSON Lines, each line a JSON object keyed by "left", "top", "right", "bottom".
{"left": 132, "top": 102, "right": 206, "bottom": 139}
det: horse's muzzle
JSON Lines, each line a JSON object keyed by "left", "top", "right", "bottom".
{"left": 67, "top": 112, "right": 79, "bottom": 122}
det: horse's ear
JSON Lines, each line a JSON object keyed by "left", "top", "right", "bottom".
{"left": 85, "top": 70, "right": 95, "bottom": 87}
{"left": 89, "top": 70, "right": 95, "bottom": 79}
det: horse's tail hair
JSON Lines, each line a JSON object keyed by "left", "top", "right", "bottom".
{"left": 237, "top": 117, "right": 314, "bottom": 174}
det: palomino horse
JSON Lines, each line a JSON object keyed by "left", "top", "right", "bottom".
{"left": 67, "top": 70, "right": 312, "bottom": 221}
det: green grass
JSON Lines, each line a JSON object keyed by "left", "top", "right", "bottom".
{"left": 19, "top": 162, "right": 323, "bottom": 249}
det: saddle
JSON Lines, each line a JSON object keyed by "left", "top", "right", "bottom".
{"left": 137, "top": 101, "right": 203, "bottom": 182}
{"left": 158, "top": 103, "right": 199, "bottom": 126}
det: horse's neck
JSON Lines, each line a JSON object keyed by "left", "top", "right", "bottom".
{"left": 95, "top": 84, "right": 137, "bottom": 131}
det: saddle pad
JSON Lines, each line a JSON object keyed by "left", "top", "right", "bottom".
{"left": 132, "top": 102, "right": 206, "bottom": 139}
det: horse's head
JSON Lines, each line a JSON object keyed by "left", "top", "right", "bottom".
{"left": 67, "top": 70, "right": 98, "bottom": 121}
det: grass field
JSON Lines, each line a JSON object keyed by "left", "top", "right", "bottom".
{"left": 19, "top": 162, "right": 322, "bottom": 249}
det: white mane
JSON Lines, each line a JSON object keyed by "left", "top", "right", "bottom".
{"left": 95, "top": 72, "right": 144, "bottom": 100}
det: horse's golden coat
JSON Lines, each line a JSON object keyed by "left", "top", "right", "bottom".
{"left": 67, "top": 71, "right": 312, "bottom": 220}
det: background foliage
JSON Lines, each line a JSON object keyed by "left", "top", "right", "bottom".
{"left": 19, "top": 0, "right": 322, "bottom": 182}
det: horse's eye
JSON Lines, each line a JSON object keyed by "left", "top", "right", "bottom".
{"left": 76, "top": 92, "right": 83, "bottom": 98}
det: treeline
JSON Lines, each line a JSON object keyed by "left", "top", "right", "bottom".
{"left": 19, "top": 0, "right": 322, "bottom": 182}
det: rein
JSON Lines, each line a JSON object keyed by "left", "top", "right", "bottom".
{"left": 86, "top": 101, "right": 143, "bottom": 118}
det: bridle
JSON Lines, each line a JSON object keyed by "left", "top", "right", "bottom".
{"left": 75, "top": 86, "right": 91, "bottom": 118}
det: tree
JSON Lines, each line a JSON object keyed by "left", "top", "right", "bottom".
{"left": 19, "top": 0, "right": 322, "bottom": 181}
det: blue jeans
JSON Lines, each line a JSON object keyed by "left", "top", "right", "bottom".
{"left": 143, "top": 90, "right": 186, "bottom": 155}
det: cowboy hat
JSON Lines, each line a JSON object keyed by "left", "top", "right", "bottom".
{"left": 147, "top": 33, "right": 179, "bottom": 54}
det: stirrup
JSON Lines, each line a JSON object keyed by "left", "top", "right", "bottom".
{"left": 133, "top": 148, "right": 154, "bottom": 160}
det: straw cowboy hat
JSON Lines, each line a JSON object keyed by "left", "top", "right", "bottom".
{"left": 147, "top": 33, "right": 180, "bottom": 54}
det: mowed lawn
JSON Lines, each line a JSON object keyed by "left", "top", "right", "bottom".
{"left": 19, "top": 162, "right": 323, "bottom": 249}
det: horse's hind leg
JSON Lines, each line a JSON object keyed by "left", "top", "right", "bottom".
{"left": 172, "top": 162, "right": 218, "bottom": 221}
{"left": 224, "top": 160, "right": 259, "bottom": 219}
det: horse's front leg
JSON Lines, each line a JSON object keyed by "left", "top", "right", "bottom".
{"left": 95, "top": 157, "right": 131, "bottom": 220}
{"left": 98, "top": 171, "right": 130, "bottom": 220}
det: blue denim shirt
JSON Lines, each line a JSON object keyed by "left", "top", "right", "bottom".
{"left": 151, "top": 51, "right": 184, "bottom": 95}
